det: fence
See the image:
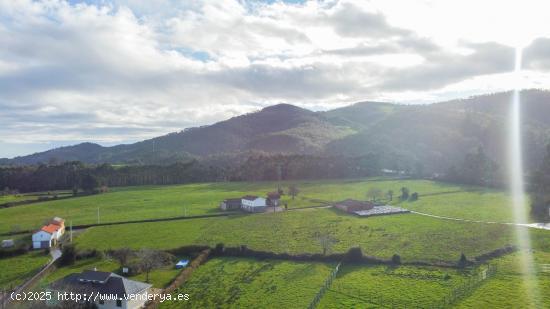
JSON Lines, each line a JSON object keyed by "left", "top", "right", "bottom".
{"left": 307, "top": 262, "right": 341, "bottom": 309}
{"left": 432, "top": 264, "right": 498, "bottom": 308}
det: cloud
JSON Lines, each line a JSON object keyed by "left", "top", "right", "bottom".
{"left": 0, "top": 0, "right": 550, "bottom": 157}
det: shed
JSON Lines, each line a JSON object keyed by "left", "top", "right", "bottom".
{"left": 1, "top": 239, "right": 14, "bottom": 248}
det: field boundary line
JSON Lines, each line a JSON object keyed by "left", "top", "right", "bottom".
{"left": 307, "top": 262, "right": 341, "bottom": 309}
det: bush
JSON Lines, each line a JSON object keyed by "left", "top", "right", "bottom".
{"left": 344, "top": 247, "right": 363, "bottom": 263}
{"left": 409, "top": 192, "right": 419, "bottom": 201}
{"left": 58, "top": 245, "right": 77, "bottom": 266}
{"left": 391, "top": 254, "right": 401, "bottom": 265}
{"left": 457, "top": 253, "right": 469, "bottom": 268}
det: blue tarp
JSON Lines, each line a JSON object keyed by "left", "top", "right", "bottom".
{"left": 175, "top": 259, "right": 189, "bottom": 269}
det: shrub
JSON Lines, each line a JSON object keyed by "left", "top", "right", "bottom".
{"left": 457, "top": 253, "right": 469, "bottom": 268}
{"left": 344, "top": 247, "right": 363, "bottom": 263}
{"left": 58, "top": 245, "right": 77, "bottom": 266}
{"left": 391, "top": 254, "right": 401, "bottom": 265}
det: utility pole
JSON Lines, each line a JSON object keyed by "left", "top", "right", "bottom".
{"left": 70, "top": 221, "right": 73, "bottom": 243}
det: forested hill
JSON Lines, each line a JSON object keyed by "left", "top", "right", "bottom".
{"left": 2, "top": 90, "right": 550, "bottom": 175}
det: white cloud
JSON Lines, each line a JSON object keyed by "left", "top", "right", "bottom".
{"left": 0, "top": 0, "right": 550, "bottom": 157}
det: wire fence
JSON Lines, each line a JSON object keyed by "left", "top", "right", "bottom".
{"left": 431, "top": 264, "right": 498, "bottom": 308}
{"left": 307, "top": 262, "right": 342, "bottom": 309}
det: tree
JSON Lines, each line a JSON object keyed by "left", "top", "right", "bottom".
{"left": 531, "top": 144, "right": 550, "bottom": 222}
{"left": 457, "top": 253, "right": 469, "bottom": 269}
{"left": 400, "top": 187, "right": 409, "bottom": 200}
{"left": 318, "top": 233, "right": 337, "bottom": 255}
{"left": 111, "top": 248, "right": 134, "bottom": 268}
{"left": 409, "top": 192, "right": 419, "bottom": 201}
{"left": 137, "top": 249, "right": 172, "bottom": 283}
{"left": 80, "top": 173, "right": 99, "bottom": 193}
{"left": 386, "top": 190, "right": 394, "bottom": 201}
{"left": 58, "top": 244, "right": 77, "bottom": 266}
{"left": 288, "top": 185, "right": 299, "bottom": 200}
{"left": 391, "top": 254, "right": 401, "bottom": 265}
{"left": 366, "top": 188, "right": 383, "bottom": 202}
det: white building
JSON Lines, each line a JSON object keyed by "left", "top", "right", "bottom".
{"left": 241, "top": 195, "right": 267, "bottom": 212}
{"left": 32, "top": 217, "right": 66, "bottom": 249}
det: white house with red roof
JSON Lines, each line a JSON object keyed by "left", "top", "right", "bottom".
{"left": 32, "top": 217, "right": 65, "bottom": 249}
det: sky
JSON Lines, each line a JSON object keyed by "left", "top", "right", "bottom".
{"left": 1, "top": 0, "right": 550, "bottom": 158}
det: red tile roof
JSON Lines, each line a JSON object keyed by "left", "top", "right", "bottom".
{"left": 41, "top": 224, "right": 60, "bottom": 234}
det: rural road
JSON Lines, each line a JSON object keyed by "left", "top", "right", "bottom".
{"left": 410, "top": 210, "right": 550, "bottom": 231}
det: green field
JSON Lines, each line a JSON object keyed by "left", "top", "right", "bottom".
{"left": 456, "top": 251, "right": 550, "bottom": 308}
{"left": 0, "top": 251, "right": 50, "bottom": 289}
{"left": 1, "top": 178, "right": 549, "bottom": 308}
{"left": 0, "top": 191, "right": 72, "bottom": 205}
{"left": 159, "top": 257, "right": 335, "bottom": 308}
{"left": 37, "top": 256, "right": 181, "bottom": 289}
{"left": 318, "top": 264, "right": 470, "bottom": 308}
{"left": 403, "top": 190, "right": 519, "bottom": 223}
{"left": 72, "top": 207, "right": 550, "bottom": 264}
{"left": 0, "top": 179, "right": 479, "bottom": 235}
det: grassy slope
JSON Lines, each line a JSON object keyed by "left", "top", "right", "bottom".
{"left": 74, "top": 208, "right": 541, "bottom": 264}
{"left": 0, "top": 179, "right": 471, "bottom": 235}
{"left": 402, "top": 191, "right": 518, "bottom": 223}
{"left": 318, "top": 264, "right": 470, "bottom": 308}
{"left": 159, "top": 257, "right": 334, "bottom": 309}
{"left": 456, "top": 251, "right": 550, "bottom": 308}
{"left": 0, "top": 251, "right": 50, "bottom": 289}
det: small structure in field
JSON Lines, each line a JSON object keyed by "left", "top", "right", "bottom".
{"left": 241, "top": 195, "right": 267, "bottom": 212}
{"left": 219, "top": 198, "right": 242, "bottom": 211}
{"left": 176, "top": 259, "right": 189, "bottom": 269}
{"left": 334, "top": 199, "right": 374, "bottom": 213}
{"left": 1, "top": 239, "right": 14, "bottom": 248}
{"left": 32, "top": 217, "right": 66, "bottom": 249}
{"left": 49, "top": 270, "right": 151, "bottom": 309}
{"left": 354, "top": 205, "right": 410, "bottom": 217}
{"left": 267, "top": 192, "right": 281, "bottom": 207}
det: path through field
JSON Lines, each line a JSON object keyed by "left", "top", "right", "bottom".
{"left": 410, "top": 210, "right": 550, "bottom": 231}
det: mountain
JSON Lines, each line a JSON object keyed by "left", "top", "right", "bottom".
{"left": 2, "top": 90, "right": 550, "bottom": 174}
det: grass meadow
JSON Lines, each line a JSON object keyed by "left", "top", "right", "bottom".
{"left": 0, "top": 251, "right": 50, "bottom": 289}
{"left": 159, "top": 257, "right": 335, "bottom": 309}
{"left": 72, "top": 207, "right": 545, "bottom": 264}
{"left": 456, "top": 251, "right": 550, "bottom": 308}
{"left": 0, "top": 178, "right": 478, "bottom": 235}
{"left": 318, "top": 264, "right": 471, "bottom": 308}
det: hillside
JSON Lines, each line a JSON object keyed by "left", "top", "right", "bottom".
{"left": 2, "top": 90, "right": 550, "bottom": 173}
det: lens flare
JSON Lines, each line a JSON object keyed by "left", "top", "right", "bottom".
{"left": 509, "top": 47, "right": 540, "bottom": 306}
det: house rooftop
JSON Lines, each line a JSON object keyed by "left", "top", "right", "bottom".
{"left": 242, "top": 195, "right": 260, "bottom": 201}
{"left": 50, "top": 271, "right": 151, "bottom": 298}
{"left": 41, "top": 224, "right": 60, "bottom": 234}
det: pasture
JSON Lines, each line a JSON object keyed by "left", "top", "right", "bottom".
{"left": 0, "top": 251, "right": 50, "bottom": 289}
{"left": 0, "top": 178, "right": 479, "bottom": 235}
{"left": 72, "top": 208, "right": 547, "bottom": 264}
{"left": 159, "top": 257, "right": 335, "bottom": 309}
{"left": 318, "top": 264, "right": 471, "bottom": 308}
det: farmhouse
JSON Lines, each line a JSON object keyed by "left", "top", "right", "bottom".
{"left": 334, "top": 199, "right": 374, "bottom": 213}
{"left": 48, "top": 270, "right": 151, "bottom": 309}
{"left": 219, "top": 198, "right": 242, "bottom": 211}
{"left": 241, "top": 195, "right": 267, "bottom": 212}
{"left": 32, "top": 217, "right": 66, "bottom": 249}
{"left": 266, "top": 192, "right": 281, "bottom": 207}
